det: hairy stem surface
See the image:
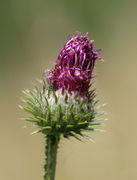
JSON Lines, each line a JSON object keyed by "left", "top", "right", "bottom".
{"left": 44, "top": 135, "right": 60, "bottom": 180}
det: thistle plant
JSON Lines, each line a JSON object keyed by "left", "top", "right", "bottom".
{"left": 21, "top": 33, "right": 104, "bottom": 180}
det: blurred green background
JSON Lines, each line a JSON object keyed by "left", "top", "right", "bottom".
{"left": 0, "top": 0, "right": 137, "bottom": 179}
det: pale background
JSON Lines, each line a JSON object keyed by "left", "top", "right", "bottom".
{"left": 0, "top": 0, "right": 137, "bottom": 180}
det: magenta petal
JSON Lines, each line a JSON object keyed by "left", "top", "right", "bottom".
{"left": 44, "top": 33, "right": 102, "bottom": 94}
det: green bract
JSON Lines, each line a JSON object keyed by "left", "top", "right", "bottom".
{"left": 21, "top": 81, "right": 103, "bottom": 140}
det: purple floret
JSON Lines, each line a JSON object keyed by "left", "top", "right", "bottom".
{"left": 45, "top": 33, "right": 101, "bottom": 94}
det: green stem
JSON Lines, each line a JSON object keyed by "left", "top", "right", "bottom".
{"left": 44, "top": 135, "right": 60, "bottom": 180}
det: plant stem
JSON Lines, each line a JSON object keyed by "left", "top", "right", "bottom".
{"left": 44, "top": 135, "right": 60, "bottom": 180}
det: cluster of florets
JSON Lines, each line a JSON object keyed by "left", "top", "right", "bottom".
{"left": 22, "top": 33, "right": 103, "bottom": 139}
{"left": 45, "top": 33, "right": 101, "bottom": 94}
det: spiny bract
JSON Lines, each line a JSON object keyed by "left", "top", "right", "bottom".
{"left": 21, "top": 81, "right": 103, "bottom": 140}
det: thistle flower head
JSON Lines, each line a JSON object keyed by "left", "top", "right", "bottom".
{"left": 21, "top": 33, "right": 104, "bottom": 140}
{"left": 46, "top": 33, "right": 101, "bottom": 94}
